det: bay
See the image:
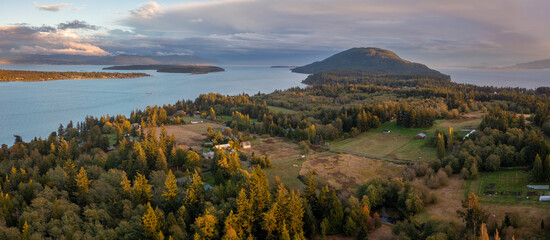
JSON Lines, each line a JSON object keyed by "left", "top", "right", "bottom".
{"left": 0, "top": 65, "right": 306, "bottom": 145}
{"left": 0, "top": 65, "right": 549, "bottom": 146}
{"left": 439, "top": 68, "right": 550, "bottom": 89}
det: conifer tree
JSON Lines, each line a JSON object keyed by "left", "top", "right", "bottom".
{"left": 142, "top": 202, "right": 160, "bottom": 239}
{"left": 533, "top": 154, "right": 544, "bottom": 182}
{"left": 162, "top": 170, "right": 178, "bottom": 203}
{"left": 436, "top": 133, "right": 446, "bottom": 159}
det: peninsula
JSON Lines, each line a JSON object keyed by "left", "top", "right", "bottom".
{"left": 0, "top": 69, "right": 149, "bottom": 82}
{"left": 103, "top": 65, "right": 225, "bottom": 74}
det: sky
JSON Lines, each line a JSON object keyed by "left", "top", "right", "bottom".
{"left": 1, "top": 0, "right": 549, "bottom": 66}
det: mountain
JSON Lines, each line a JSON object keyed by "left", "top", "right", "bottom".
{"left": 292, "top": 47, "right": 443, "bottom": 76}
{"left": 1, "top": 54, "right": 215, "bottom": 65}
{"left": 512, "top": 59, "right": 550, "bottom": 69}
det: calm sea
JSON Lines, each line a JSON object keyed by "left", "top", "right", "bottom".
{"left": 0, "top": 65, "right": 306, "bottom": 145}
{"left": 0, "top": 66, "right": 548, "bottom": 145}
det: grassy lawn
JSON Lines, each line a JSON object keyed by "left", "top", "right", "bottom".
{"left": 267, "top": 106, "right": 298, "bottom": 114}
{"left": 263, "top": 157, "right": 307, "bottom": 191}
{"left": 466, "top": 170, "right": 550, "bottom": 208}
{"left": 329, "top": 112, "right": 483, "bottom": 162}
{"left": 105, "top": 133, "right": 117, "bottom": 146}
{"left": 180, "top": 115, "right": 198, "bottom": 123}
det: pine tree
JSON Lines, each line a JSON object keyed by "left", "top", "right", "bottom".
{"left": 142, "top": 202, "right": 160, "bottom": 239}
{"left": 133, "top": 173, "right": 153, "bottom": 204}
{"left": 21, "top": 221, "right": 30, "bottom": 240}
{"left": 532, "top": 154, "right": 543, "bottom": 182}
{"left": 75, "top": 167, "right": 90, "bottom": 194}
{"left": 156, "top": 148, "right": 168, "bottom": 171}
{"left": 436, "top": 133, "right": 446, "bottom": 159}
{"left": 162, "top": 170, "right": 178, "bottom": 203}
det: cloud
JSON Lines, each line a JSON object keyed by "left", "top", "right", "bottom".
{"left": 34, "top": 2, "right": 72, "bottom": 12}
{"left": 130, "top": 2, "right": 161, "bottom": 19}
{"left": 117, "top": 0, "right": 550, "bottom": 66}
{"left": 58, "top": 20, "right": 99, "bottom": 30}
{"left": 0, "top": 25, "right": 109, "bottom": 56}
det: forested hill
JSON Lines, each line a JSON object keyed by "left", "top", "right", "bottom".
{"left": 292, "top": 47, "right": 445, "bottom": 76}
{"left": 103, "top": 65, "right": 225, "bottom": 74}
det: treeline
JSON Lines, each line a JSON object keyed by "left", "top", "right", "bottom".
{"left": 0, "top": 69, "right": 149, "bottom": 82}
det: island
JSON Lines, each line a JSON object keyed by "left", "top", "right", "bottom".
{"left": 103, "top": 65, "right": 225, "bottom": 74}
{"left": 270, "top": 65, "right": 297, "bottom": 68}
{"left": 471, "top": 59, "right": 550, "bottom": 70}
{"left": 0, "top": 69, "right": 150, "bottom": 82}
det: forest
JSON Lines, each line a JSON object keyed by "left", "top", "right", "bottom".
{"left": 0, "top": 70, "right": 149, "bottom": 82}
{"left": 0, "top": 69, "right": 549, "bottom": 239}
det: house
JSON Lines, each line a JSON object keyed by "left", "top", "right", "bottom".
{"left": 241, "top": 141, "right": 251, "bottom": 149}
{"left": 214, "top": 143, "right": 230, "bottom": 150}
{"left": 540, "top": 196, "right": 550, "bottom": 202}
{"left": 382, "top": 130, "right": 391, "bottom": 134}
{"left": 203, "top": 151, "right": 215, "bottom": 159}
{"left": 415, "top": 133, "right": 426, "bottom": 139}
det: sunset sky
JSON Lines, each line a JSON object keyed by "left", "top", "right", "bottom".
{"left": 1, "top": 0, "right": 549, "bottom": 66}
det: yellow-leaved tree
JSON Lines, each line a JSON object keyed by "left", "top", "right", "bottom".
{"left": 162, "top": 170, "right": 178, "bottom": 203}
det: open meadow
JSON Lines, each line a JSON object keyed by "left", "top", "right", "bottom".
{"left": 329, "top": 111, "right": 483, "bottom": 162}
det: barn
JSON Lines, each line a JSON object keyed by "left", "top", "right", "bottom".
{"left": 415, "top": 133, "right": 426, "bottom": 139}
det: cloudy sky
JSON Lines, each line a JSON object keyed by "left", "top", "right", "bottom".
{"left": 1, "top": 0, "right": 549, "bottom": 66}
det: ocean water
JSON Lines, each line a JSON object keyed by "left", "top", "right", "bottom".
{"left": 439, "top": 68, "right": 550, "bottom": 89}
{"left": 0, "top": 65, "right": 548, "bottom": 145}
{"left": 0, "top": 65, "right": 307, "bottom": 145}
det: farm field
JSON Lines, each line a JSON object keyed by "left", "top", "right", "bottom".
{"left": 299, "top": 153, "right": 405, "bottom": 194}
{"left": 417, "top": 174, "right": 550, "bottom": 239}
{"left": 466, "top": 170, "right": 550, "bottom": 207}
{"left": 267, "top": 105, "right": 299, "bottom": 114}
{"left": 329, "top": 111, "right": 483, "bottom": 162}
{"left": 241, "top": 137, "right": 304, "bottom": 161}
{"left": 155, "top": 122, "right": 226, "bottom": 151}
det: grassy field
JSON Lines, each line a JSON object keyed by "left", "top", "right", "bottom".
{"left": 156, "top": 122, "right": 225, "bottom": 151}
{"left": 241, "top": 137, "right": 304, "bottom": 161}
{"left": 267, "top": 105, "right": 298, "bottom": 114}
{"left": 417, "top": 174, "right": 550, "bottom": 239}
{"left": 465, "top": 170, "right": 550, "bottom": 207}
{"left": 329, "top": 111, "right": 483, "bottom": 162}
{"left": 299, "top": 153, "right": 404, "bottom": 194}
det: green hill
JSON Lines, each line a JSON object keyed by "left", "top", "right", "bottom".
{"left": 292, "top": 47, "right": 443, "bottom": 76}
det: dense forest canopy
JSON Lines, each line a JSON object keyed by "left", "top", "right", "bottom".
{"left": 0, "top": 59, "right": 549, "bottom": 239}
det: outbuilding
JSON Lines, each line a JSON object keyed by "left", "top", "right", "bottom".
{"left": 241, "top": 141, "right": 251, "bottom": 149}
{"left": 415, "top": 133, "right": 426, "bottom": 139}
{"left": 539, "top": 196, "right": 550, "bottom": 202}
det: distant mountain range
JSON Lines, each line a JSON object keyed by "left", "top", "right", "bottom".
{"left": 292, "top": 47, "right": 444, "bottom": 76}
{"left": 0, "top": 54, "right": 216, "bottom": 65}
{"left": 471, "top": 59, "right": 550, "bottom": 70}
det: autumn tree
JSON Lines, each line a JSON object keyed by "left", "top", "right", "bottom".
{"left": 142, "top": 202, "right": 160, "bottom": 239}
{"left": 457, "top": 193, "right": 488, "bottom": 236}
{"left": 436, "top": 133, "right": 445, "bottom": 159}
{"left": 162, "top": 170, "right": 178, "bottom": 209}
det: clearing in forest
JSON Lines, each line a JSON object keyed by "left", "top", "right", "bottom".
{"left": 299, "top": 153, "right": 404, "bottom": 193}
{"left": 329, "top": 111, "right": 483, "bottom": 162}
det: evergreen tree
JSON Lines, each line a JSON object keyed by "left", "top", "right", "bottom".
{"left": 532, "top": 154, "right": 544, "bottom": 182}
{"left": 436, "top": 133, "right": 446, "bottom": 159}
{"left": 162, "top": 170, "right": 178, "bottom": 204}
{"left": 143, "top": 202, "right": 160, "bottom": 239}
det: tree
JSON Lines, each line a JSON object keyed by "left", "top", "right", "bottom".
{"left": 142, "top": 202, "right": 160, "bottom": 239}
{"left": 133, "top": 173, "right": 153, "bottom": 204}
{"left": 156, "top": 148, "right": 168, "bottom": 171}
{"left": 457, "top": 193, "right": 488, "bottom": 236}
{"left": 480, "top": 222, "right": 489, "bottom": 240}
{"left": 436, "top": 133, "right": 445, "bottom": 159}
{"left": 447, "top": 127, "right": 454, "bottom": 150}
{"left": 209, "top": 107, "right": 216, "bottom": 120}
{"left": 162, "top": 170, "right": 178, "bottom": 204}
{"left": 193, "top": 209, "right": 218, "bottom": 240}
{"left": 532, "top": 154, "right": 544, "bottom": 182}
